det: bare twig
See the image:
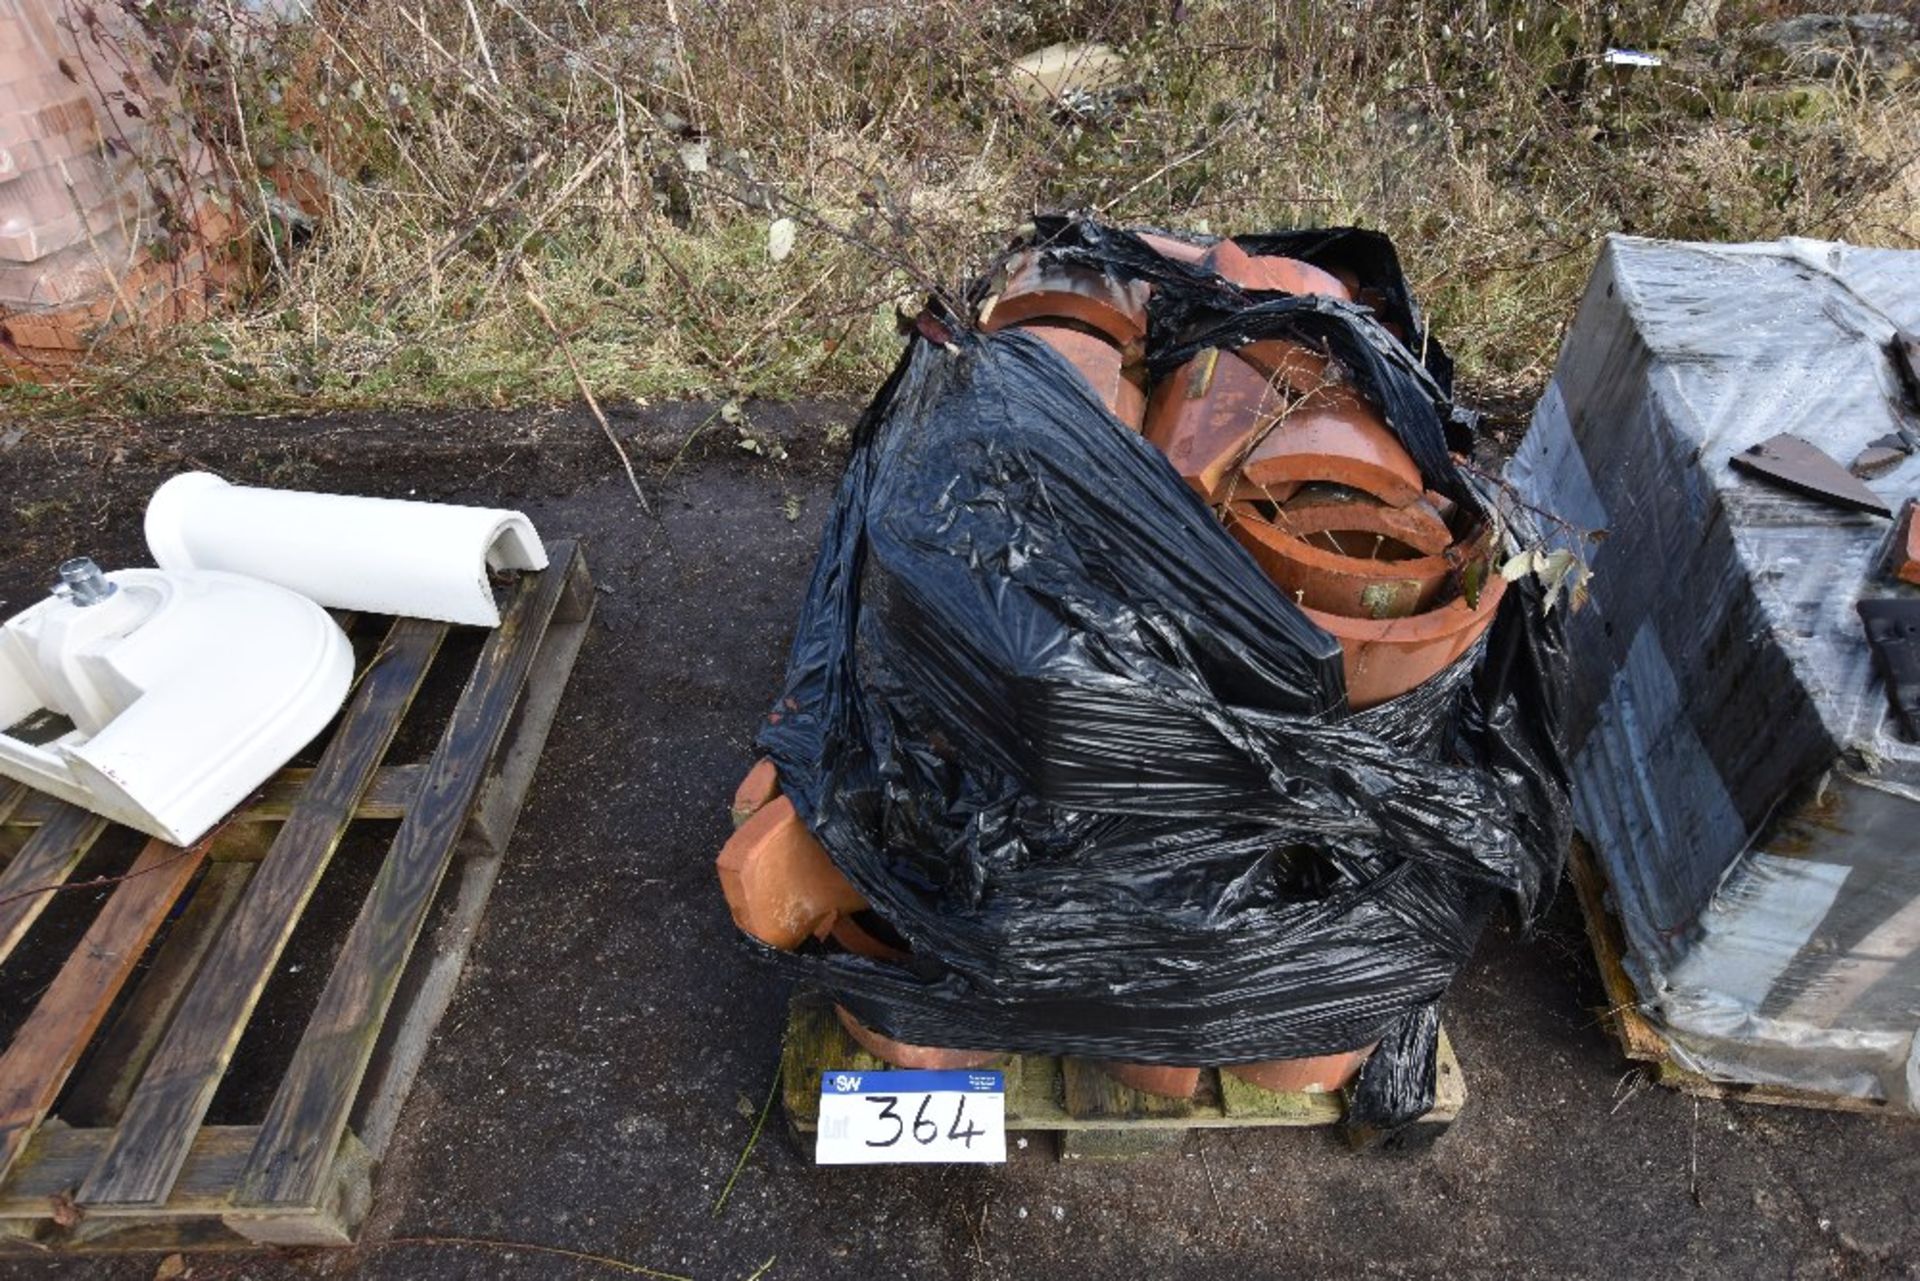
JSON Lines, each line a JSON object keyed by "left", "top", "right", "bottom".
{"left": 713, "top": 1059, "right": 782, "bottom": 1217}
{"left": 463, "top": 0, "right": 500, "bottom": 84}
{"left": 371, "top": 150, "right": 554, "bottom": 322}
{"left": 376, "top": 1236, "right": 691, "bottom": 1280}
{"left": 524, "top": 284, "right": 651, "bottom": 514}
{"left": 1199, "top": 1145, "right": 1225, "bottom": 1219}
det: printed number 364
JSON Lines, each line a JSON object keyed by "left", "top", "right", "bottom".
{"left": 863, "top": 1094, "right": 985, "bottom": 1148}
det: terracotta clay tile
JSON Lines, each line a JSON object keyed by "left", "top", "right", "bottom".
{"left": 835, "top": 1005, "right": 1002, "bottom": 1070}
{"left": 1303, "top": 573, "right": 1507, "bottom": 709}
{"left": 1226, "top": 506, "right": 1451, "bottom": 620}
{"left": 981, "top": 249, "right": 1150, "bottom": 351}
{"left": 1019, "top": 321, "right": 1145, "bottom": 429}
{"left": 1144, "top": 347, "right": 1288, "bottom": 500}
{"left": 1232, "top": 337, "right": 1334, "bottom": 396}
{"left": 1238, "top": 385, "right": 1426, "bottom": 508}
{"left": 714, "top": 795, "right": 867, "bottom": 950}
{"left": 1893, "top": 499, "right": 1920, "bottom": 586}
{"left": 1135, "top": 230, "right": 1211, "bottom": 265}
{"left": 823, "top": 912, "right": 909, "bottom": 963}
{"left": 1225, "top": 1044, "right": 1374, "bottom": 1094}
{"left": 1096, "top": 1062, "right": 1202, "bottom": 1099}
{"left": 730, "top": 758, "right": 781, "bottom": 828}
{"left": 1265, "top": 485, "right": 1453, "bottom": 554}
{"left": 1204, "top": 240, "right": 1352, "bottom": 300}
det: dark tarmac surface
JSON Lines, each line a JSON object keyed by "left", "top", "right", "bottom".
{"left": 0, "top": 403, "right": 1916, "bottom": 1280}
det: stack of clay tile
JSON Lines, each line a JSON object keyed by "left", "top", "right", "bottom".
{"left": 0, "top": 0, "right": 228, "bottom": 377}
{"left": 715, "top": 231, "right": 1503, "bottom": 1095}
{"left": 1143, "top": 238, "right": 1506, "bottom": 712}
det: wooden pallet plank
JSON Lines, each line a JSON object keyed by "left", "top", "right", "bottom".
{"left": 7, "top": 766, "right": 427, "bottom": 832}
{"left": 79, "top": 618, "right": 447, "bottom": 1209}
{"left": 235, "top": 546, "right": 579, "bottom": 1207}
{"left": 1060, "top": 1059, "right": 1198, "bottom": 1121}
{"left": 1564, "top": 838, "right": 1670, "bottom": 1063}
{"left": 59, "top": 862, "right": 257, "bottom": 1127}
{"left": 0, "top": 837, "right": 206, "bottom": 1185}
{"left": 0, "top": 804, "right": 109, "bottom": 965}
{"left": 779, "top": 997, "right": 1453, "bottom": 1140}
{"left": 1, "top": 1125, "right": 259, "bottom": 1214}
{"left": 464, "top": 550, "right": 593, "bottom": 856}
{"left": 352, "top": 580, "right": 596, "bottom": 1159}
{"left": 0, "top": 784, "right": 30, "bottom": 867}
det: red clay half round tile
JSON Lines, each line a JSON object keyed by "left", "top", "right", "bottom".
{"left": 1226, "top": 508, "right": 1451, "bottom": 620}
{"left": 730, "top": 757, "right": 781, "bottom": 828}
{"left": 1203, "top": 240, "right": 1352, "bottom": 300}
{"left": 1303, "top": 573, "right": 1508, "bottom": 709}
{"left": 981, "top": 250, "right": 1151, "bottom": 351}
{"left": 1144, "top": 347, "right": 1288, "bottom": 500}
{"left": 715, "top": 795, "right": 868, "bottom": 950}
{"left": 1239, "top": 386, "right": 1425, "bottom": 508}
{"left": 823, "top": 911, "right": 911, "bottom": 963}
{"left": 1018, "top": 321, "right": 1146, "bottom": 430}
{"left": 836, "top": 1006, "right": 1003, "bottom": 1070}
{"left": 1232, "top": 337, "right": 1334, "bottom": 397}
{"left": 1893, "top": 498, "right": 1920, "bottom": 586}
{"left": 1225, "top": 1044, "right": 1375, "bottom": 1094}
{"left": 1135, "top": 230, "right": 1212, "bottom": 265}
{"left": 1262, "top": 486, "right": 1453, "bottom": 555}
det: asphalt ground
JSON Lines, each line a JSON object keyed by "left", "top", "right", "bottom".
{"left": 0, "top": 404, "right": 1915, "bottom": 1280}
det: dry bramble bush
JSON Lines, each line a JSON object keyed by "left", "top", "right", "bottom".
{"left": 8, "top": 0, "right": 1920, "bottom": 420}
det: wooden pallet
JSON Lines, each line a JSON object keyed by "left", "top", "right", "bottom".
{"left": 779, "top": 997, "right": 1465, "bottom": 1160}
{"left": 0, "top": 542, "right": 594, "bottom": 1252}
{"left": 1566, "top": 837, "right": 1903, "bottom": 1118}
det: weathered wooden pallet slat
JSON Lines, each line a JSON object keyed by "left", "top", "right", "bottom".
{"left": 61, "top": 863, "right": 257, "bottom": 1128}
{"left": 0, "top": 839, "right": 206, "bottom": 1184}
{"left": 0, "top": 805, "right": 109, "bottom": 964}
{"left": 80, "top": 617, "right": 447, "bottom": 1209}
{"left": 235, "top": 549, "right": 578, "bottom": 1208}
{"left": 0, "top": 542, "right": 591, "bottom": 1253}
{"left": 9, "top": 765, "right": 428, "bottom": 831}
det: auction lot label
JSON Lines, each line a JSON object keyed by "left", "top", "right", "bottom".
{"left": 815, "top": 1069, "right": 1006, "bottom": 1165}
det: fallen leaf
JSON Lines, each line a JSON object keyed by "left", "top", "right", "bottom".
{"left": 767, "top": 217, "right": 796, "bottom": 262}
{"left": 1498, "top": 549, "right": 1535, "bottom": 583}
{"left": 154, "top": 1253, "right": 189, "bottom": 1280}
{"left": 48, "top": 1190, "right": 82, "bottom": 1229}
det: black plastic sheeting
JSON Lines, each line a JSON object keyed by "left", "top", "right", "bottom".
{"left": 755, "top": 216, "right": 1571, "bottom": 1127}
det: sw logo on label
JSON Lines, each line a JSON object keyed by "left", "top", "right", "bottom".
{"left": 830, "top": 1074, "right": 863, "bottom": 1093}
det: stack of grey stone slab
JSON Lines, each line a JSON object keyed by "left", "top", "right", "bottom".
{"left": 1509, "top": 234, "right": 1920, "bottom": 1110}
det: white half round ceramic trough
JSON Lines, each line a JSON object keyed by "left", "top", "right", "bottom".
{"left": 145, "top": 471, "right": 547, "bottom": 628}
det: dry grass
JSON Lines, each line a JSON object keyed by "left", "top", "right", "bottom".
{"left": 12, "top": 0, "right": 1920, "bottom": 420}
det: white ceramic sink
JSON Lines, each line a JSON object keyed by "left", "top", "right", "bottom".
{"left": 0, "top": 560, "right": 353, "bottom": 845}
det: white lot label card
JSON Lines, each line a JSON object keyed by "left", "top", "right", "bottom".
{"left": 815, "top": 1069, "right": 1007, "bottom": 1165}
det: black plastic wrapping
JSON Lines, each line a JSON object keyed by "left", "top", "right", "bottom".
{"left": 756, "top": 217, "right": 1571, "bottom": 1127}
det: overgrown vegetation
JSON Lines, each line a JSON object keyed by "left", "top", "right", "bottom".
{"left": 13, "top": 0, "right": 1920, "bottom": 419}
